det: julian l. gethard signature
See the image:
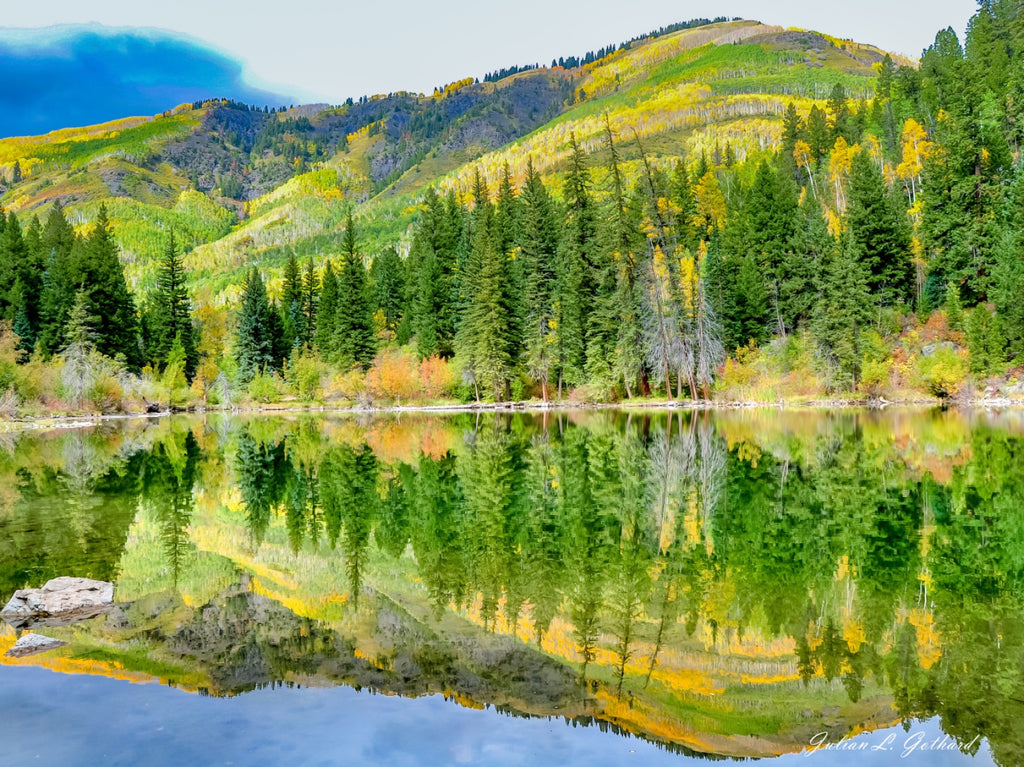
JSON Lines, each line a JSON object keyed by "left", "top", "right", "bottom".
{"left": 805, "top": 730, "right": 982, "bottom": 759}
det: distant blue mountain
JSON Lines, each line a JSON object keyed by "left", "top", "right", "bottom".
{"left": 0, "top": 25, "right": 292, "bottom": 138}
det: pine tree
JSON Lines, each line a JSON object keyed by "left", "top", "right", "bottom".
{"left": 335, "top": 211, "right": 376, "bottom": 369}
{"left": 519, "top": 158, "right": 560, "bottom": 400}
{"left": 281, "top": 252, "right": 303, "bottom": 350}
{"left": 813, "top": 235, "right": 872, "bottom": 391}
{"left": 148, "top": 232, "right": 198, "bottom": 381}
{"left": 993, "top": 168, "right": 1024, "bottom": 358}
{"left": 494, "top": 163, "right": 524, "bottom": 361}
{"left": 235, "top": 267, "right": 275, "bottom": 382}
{"left": 369, "top": 246, "right": 405, "bottom": 336}
{"left": 557, "top": 132, "right": 597, "bottom": 390}
{"left": 410, "top": 188, "right": 460, "bottom": 358}
{"left": 37, "top": 203, "right": 78, "bottom": 355}
{"left": 945, "top": 280, "right": 965, "bottom": 331}
{"left": 827, "top": 83, "right": 852, "bottom": 142}
{"left": 846, "top": 149, "right": 913, "bottom": 308}
{"left": 300, "top": 258, "right": 318, "bottom": 348}
{"left": 77, "top": 205, "right": 140, "bottom": 367}
{"left": 315, "top": 260, "right": 339, "bottom": 356}
{"left": 454, "top": 170, "right": 492, "bottom": 399}
{"left": 743, "top": 160, "right": 799, "bottom": 335}
{"left": 806, "top": 105, "right": 830, "bottom": 162}
{"left": 782, "top": 102, "right": 803, "bottom": 162}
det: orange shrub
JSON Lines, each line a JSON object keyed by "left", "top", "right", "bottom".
{"left": 418, "top": 355, "right": 455, "bottom": 399}
{"left": 365, "top": 349, "right": 421, "bottom": 402}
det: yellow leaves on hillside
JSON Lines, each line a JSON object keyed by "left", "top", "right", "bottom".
{"left": 897, "top": 119, "right": 932, "bottom": 206}
{"left": 677, "top": 251, "right": 698, "bottom": 312}
{"left": 692, "top": 171, "right": 725, "bottom": 235}
{"left": 441, "top": 93, "right": 796, "bottom": 199}
{"left": 793, "top": 140, "right": 817, "bottom": 197}
{"left": 578, "top": 21, "right": 777, "bottom": 101}
{"left": 827, "top": 137, "right": 858, "bottom": 212}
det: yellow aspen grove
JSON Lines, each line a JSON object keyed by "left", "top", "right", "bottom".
{"left": 692, "top": 171, "right": 725, "bottom": 238}
{"left": 897, "top": 118, "right": 932, "bottom": 207}
{"left": 793, "top": 139, "right": 817, "bottom": 197}
{"left": 827, "top": 136, "right": 857, "bottom": 213}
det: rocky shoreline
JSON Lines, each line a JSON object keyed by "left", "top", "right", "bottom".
{"left": 1, "top": 393, "right": 1023, "bottom": 432}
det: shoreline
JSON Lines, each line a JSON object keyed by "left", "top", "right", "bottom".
{"left": 3, "top": 395, "right": 1024, "bottom": 432}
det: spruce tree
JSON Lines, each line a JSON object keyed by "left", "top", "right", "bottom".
{"left": 235, "top": 267, "right": 275, "bottom": 382}
{"left": 335, "top": 211, "right": 376, "bottom": 369}
{"left": 846, "top": 149, "right": 913, "bottom": 308}
{"left": 410, "top": 188, "right": 460, "bottom": 358}
{"left": 813, "top": 235, "right": 873, "bottom": 391}
{"left": 281, "top": 252, "right": 303, "bottom": 350}
{"left": 519, "top": 158, "right": 560, "bottom": 400}
{"left": 945, "top": 280, "right": 965, "bottom": 332}
{"left": 300, "top": 258, "right": 318, "bottom": 348}
{"left": 369, "top": 246, "right": 405, "bottom": 336}
{"left": 993, "top": 168, "right": 1024, "bottom": 358}
{"left": 37, "top": 203, "right": 78, "bottom": 355}
{"left": 148, "top": 232, "right": 198, "bottom": 381}
{"left": 744, "top": 160, "right": 799, "bottom": 335}
{"left": 557, "top": 133, "right": 596, "bottom": 389}
{"left": 315, "top": 260, "right": 339, "bottom": 356}
{"left": 77, "top": 205, "right": 140, "bottom": 367}
{"left": 454, "top": 171, "right": 492, "bottom": 398}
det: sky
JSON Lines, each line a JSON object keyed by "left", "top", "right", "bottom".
{"left": 0, "top": 0, "right": 978, "bottom": 105}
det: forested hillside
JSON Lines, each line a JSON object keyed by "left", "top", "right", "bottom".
{"left": 0, "top": 6, "right": 1022, "bottom": 414}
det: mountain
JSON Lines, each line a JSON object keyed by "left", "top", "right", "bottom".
{"left": 0, "top": 25, "right": 290, "bottom": 138}
{"left": 0, "top": 18, "right": 892, "bottom": 296}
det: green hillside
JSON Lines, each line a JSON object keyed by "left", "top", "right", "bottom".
{"left": 0, "top": 19, "right": 888, "bottom": 298}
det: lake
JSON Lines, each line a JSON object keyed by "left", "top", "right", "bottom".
{"left": 0, "top": 409, "right": 1019, "bottom": 766}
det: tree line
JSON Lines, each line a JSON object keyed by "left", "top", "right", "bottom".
{"left": 2, "top": 1, "right": 1023, "bottom": 407}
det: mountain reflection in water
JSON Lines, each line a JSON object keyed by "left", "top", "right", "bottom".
{"left": 0, "top": 409, "right": 1021, "bottom": 764}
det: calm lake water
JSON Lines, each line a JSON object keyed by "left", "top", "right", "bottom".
{"left": 0, "top": 409, "right": 1019, "bottom": 766}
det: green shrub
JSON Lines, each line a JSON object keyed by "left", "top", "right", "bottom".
{"left": 286, "top": 351, "right": 327, "bottom": 402}
{"left": 916, "top": 346, "right": 968, "bottom": 398}
{"left": 247, "top": 369, "right": 281, "bottom": 403}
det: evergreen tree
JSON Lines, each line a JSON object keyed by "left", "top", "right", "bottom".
{"left": 281, "top": 252, "right": 303, "bottom": 350}
{"left": 806, "top": 105, "right": 830, "bottom": 162}
{"left": 335, "top": 211, "right": 376, "bottom": 369}
{"left": 235, "top": 267, "right": 275, "bottom": 382}
{"left": 846, "top": 149, "right": 913, "bottom": 308}
{"left": 993, "top": 168, "right": 1024, "bottom": 359}
{"left": 76, "top": 205, "right": 140, "bottom": 367}
{"left": 315, "top": 260, "right": 339, "bottom": 356}
{"left": 300, "top": 258, "right": 318, "bottom": 348}
{"left": 945, "top": 280, "right": 965, "bottom": 332}
{"left": 147, "top": 232, "right": 198, "bottom": 381}
{"left": 410, "top": 188, "right": 460, "bottom": 358}
{"left": 37, "top": 203, "right": 78, "bottom": 355}
{"left": 743, "top": 160, "right": 800, "bottom": 335}
{"left": 557, "top": 132, "right": 597, "bottom": 390}
{"left": 369, "top": 246, "right": 405, "bottom": 336}
{"left": 519, "top": 158, "right": 560, "bottom": 400}
{"left": 827, "top": 83, "right": 853, "bottom": 142}
{"left": 454, "top": 170, "right": 493, "bottom": 399}
{"left": 813, "top": 235, "right": 872, "bottom": 390}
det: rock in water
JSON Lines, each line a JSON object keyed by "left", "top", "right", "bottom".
{"left": 1, "top": 577, "right": 114, "bottom": 629}
{"left": 5, "top": 633, "right": 68, "bottom": 658}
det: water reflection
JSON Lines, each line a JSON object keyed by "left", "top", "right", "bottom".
{"left": 0, "top": 409, "right": 1022, "bottom": 763}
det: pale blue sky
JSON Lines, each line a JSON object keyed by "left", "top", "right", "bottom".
{"left": 1, "top": 1, "right": 977, "bottom": 104}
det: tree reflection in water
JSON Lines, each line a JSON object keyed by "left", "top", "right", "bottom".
{"left": 0, "top": 409, "right": 1021, "bottom": 763}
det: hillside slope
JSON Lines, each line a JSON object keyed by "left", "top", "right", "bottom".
{"left": 0, "top": 18, "right": 890, "bottom": 299}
